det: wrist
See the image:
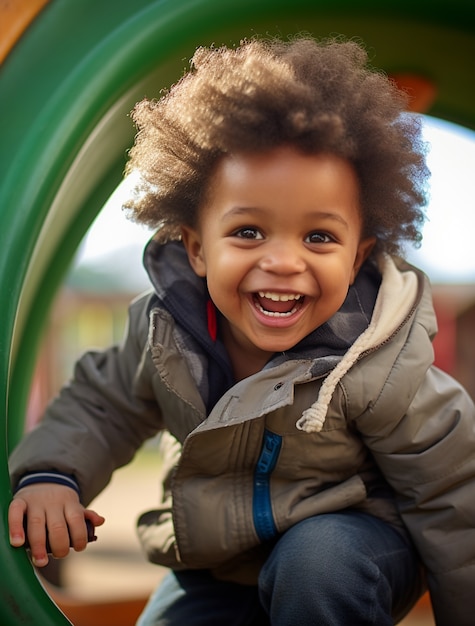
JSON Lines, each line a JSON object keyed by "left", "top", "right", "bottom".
{"left": 15, "top": 471, "right": 80, "bottom": 497}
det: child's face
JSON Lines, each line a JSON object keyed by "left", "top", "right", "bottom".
{"left": 182, "top": 146, "right": 375, "bottom": 371}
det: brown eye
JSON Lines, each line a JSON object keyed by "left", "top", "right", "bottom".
{"left": 235, "top": 227, "right": 264, "bottom": 240}
{"left": 305, "top": 232, "right": 332, "bottom": 244}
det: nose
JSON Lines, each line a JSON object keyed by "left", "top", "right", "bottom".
{"left": 258, "top": 239, "right": 307, "bottom": 275}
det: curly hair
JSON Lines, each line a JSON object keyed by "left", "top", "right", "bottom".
{"left": 125, "top": 36, "right": 429, "bottom": 257}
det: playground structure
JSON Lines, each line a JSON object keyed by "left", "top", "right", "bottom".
{"left": 1, "top": 1, "right": 475, "bottom": 623}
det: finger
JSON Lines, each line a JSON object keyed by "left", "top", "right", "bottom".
{"left": 44, "top": 513, "right": 73, "bottom": 559}
{"left": 8, "top": 498, "right": 27, "bottom": 547}
{"left": 25, "top": 511, "right": 49, "bottom": 567}
{"left": 84, "top": 508, "right": 105, "bottom": 527}
{"left": 68, "top": 511, "right": 104, "bottom": 552}
{"left": 64, "top": 510, "right": 90, "bottom": 552}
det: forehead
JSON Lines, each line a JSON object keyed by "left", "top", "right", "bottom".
{"left": 202, "top": 146, "right": 362, "bottom": 223}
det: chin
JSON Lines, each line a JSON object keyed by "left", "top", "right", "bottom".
{"left": 254, "top": 338, "right": 301, "bottom": 354}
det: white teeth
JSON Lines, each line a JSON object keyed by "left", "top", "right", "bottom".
{"left": 258, "top": 292, "right": 302, "bottom": 302}
{"left": 257, "top": 306, "right": 295, "bottom": 317}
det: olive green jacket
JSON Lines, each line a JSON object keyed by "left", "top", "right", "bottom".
{"left": 9, "top": 253, "right": 475, "bottom": 625}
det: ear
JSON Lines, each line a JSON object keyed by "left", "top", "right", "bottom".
{"left": 350, "top": 237, "right": 376, "bottom": 283}
{"left": 181, "top": 226, "right": 207, "bottom": 277}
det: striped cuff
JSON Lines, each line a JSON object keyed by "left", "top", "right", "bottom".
{"left": 15, "top": 471, "right": 80, "bottom": 496}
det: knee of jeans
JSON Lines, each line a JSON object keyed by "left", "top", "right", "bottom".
{"left": 259, "top": 514, "right": 382, "bottom": 591}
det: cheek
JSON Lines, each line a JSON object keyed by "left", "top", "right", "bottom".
{"left": 316, "top": 263, "right": 355, "bottom": 305}
{"left": 206, "top": 264, "right": 237, "bottom": 303}
{"left": 208, "top": 248, "right": 249, "bottom": 284}
{"left": 318, "top": 256, "right": 355, "bottom": 285}
{"left": 206, "top": 260, "right": 249, "bottom": 319}
{"left": 340, "top": 251, "right": 363, "bottom": 285}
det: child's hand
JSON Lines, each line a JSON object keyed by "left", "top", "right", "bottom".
{"left": 8, "top": 483, "right": 105, "bottom": 567}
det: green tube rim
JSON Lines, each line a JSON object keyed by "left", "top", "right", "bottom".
{"left": 1, "top": 0, "right": 474, "bottom": 622}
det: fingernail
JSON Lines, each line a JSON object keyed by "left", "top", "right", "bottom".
{"left": 9, "top": 534, "right": 23, "bottom": 546}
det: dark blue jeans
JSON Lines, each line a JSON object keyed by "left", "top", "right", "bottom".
{"left": 136, "top": 511, "right": 425, "bottom": 625}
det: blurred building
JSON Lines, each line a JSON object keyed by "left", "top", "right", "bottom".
{"left": 432, "top": 284, "right": 475, "bottom": 400}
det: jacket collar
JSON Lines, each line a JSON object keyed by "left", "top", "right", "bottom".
{"left": 143, "top": 237, "right": 383, "bottom": 413}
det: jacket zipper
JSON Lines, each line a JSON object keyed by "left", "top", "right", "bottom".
{"left": 253, "top": 429, "right": 282, "bottom": 542}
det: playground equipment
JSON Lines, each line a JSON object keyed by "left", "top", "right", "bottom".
{"left": 1, "top": 0, "right": 474, "bottom": 623}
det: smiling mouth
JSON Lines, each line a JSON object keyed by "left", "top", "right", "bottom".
{"left": 253, "top": 291, "right": 304, "bottom": 317}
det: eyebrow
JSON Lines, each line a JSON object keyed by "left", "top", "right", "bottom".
{"left": 222, "top": 206, "right": 349, "bottom": 228}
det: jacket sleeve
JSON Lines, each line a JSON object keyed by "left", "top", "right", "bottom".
{"left": 355, "top": 365, "right": 475, "bottom": 626}
{"left": 9, "top": 293, "right": 163, "bottom": 505}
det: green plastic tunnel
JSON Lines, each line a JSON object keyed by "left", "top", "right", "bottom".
{"left": 1, "top": 0, "right": 474, "bottom": 623}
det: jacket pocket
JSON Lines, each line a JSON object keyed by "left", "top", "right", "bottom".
{"left": 137, "top": 508, "right": 184, "bottom": 570}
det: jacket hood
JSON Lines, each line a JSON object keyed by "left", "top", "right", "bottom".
{"left": 143, "top": 238, "right": 234, "bottom": 411}
{"left": 297, "top": 254, "right": 430, "bottom": 432}
{"left": 143, "top": 238, "right": 429, "bottom": 431}
{"left": 143, "top": 238, "right": 381, "bottom": 353}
